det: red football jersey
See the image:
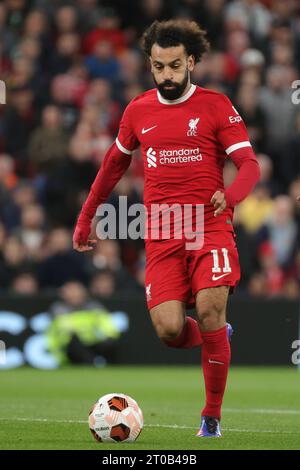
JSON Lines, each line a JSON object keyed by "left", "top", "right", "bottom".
{"left": 116, "top": 84, "right": 252, "bottom": 234}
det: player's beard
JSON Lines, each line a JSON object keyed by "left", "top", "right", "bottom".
{"left": 154, "top": 69, "right": 190, "bottom": 100}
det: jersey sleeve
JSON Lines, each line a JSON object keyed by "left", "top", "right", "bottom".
{"left": 216, "top": 95, "right": 252, "bottom": 157}
{"left": 115, "top": 101, "right": 139, "bottom": 155}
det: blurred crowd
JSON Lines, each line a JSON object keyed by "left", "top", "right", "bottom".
{"left": 0, "top": 0, "right": 300, "bottom": 300}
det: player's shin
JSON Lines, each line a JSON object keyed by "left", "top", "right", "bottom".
{"left": 200, "top": 325, "right": 231, "bottom": 419}
{"left": 164, "top": 316, "right": 203, "bottom": 349}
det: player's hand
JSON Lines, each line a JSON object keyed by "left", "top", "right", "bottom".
{"left": 297, "top": 195, "right": 300, "bottom": 203}
{"left": 73, "top": 222, "right": 97, "bottom": 252}
{"left": 211, "top": 191, "right": 227, "bottom": 217}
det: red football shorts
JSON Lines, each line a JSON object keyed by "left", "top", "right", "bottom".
{"left": 145, "top": 231, "right": 240, "bottom": 310}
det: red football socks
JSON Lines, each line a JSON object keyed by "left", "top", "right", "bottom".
{"left": 201, "top": 326, "right": 231, "bottom": 420}
{"left": 164, "top": 316, "right": 203, "bottom": 349}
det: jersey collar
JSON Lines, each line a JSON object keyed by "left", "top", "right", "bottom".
{"left": 157, "top": 83, "right": 196, "bottom": 105}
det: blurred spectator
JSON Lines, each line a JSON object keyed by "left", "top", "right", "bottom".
{"left": 233, "top": 209, "right": 257, "bottom": 290}
{"left": 23, "top": 9, "right": 48, "bottom": 39}
{"left": 281, "top": 277, "right": 300, "bottom": 300}
{"left": 90, "top": 238, "right": 123, "bottom": 272}
{"left": 225, "top": 29, "right": 250, "bottom": 82}
{"left": 256, "top": 153, "right": 282, "bottom": 196}
{"left": 49, "top": 33, "right": 82, "bottom": 77}
{"left": 272, "top": 1, "right": 296, "bottom": 23}
{"left": 288, "top": 177, "right": 300, "bottom": 226}
{"left": 90, "top": 270, "right": 116, "bottom": 298}
{"left": 248, "top": 271, "right": 268, "bottom": 298}
{"left": 28, "top": 105, "right": 70, "bottom": 173}
{"left": 47, "top": 280, "right": 122, "bottom": 365}
{"left": 88, "top": 238, "right": 137, "bottom": 289}
{"left": 23, "top": 8, "right": 52, "bottom": 80}
{"left": 118, "top": 49, "right": 145, "bottom": 89}
{"left": 0, "top": 222, "right": 7, "bottom": 287}
{"left": 50, "top": 281, "right": 102, "bottom": 316}
{"left": 0, "top": 222, "right": 5, "bottom": 250}
{"left": 63, "top": 125, "right": 97, "bottom": 186}
{"left": 0, "top": 153, "right": 18, "bottom": 190}
{"left": 82, "top": 7, "right": 127, "bottom": 55}
{"left": 14, "top": 203, "right": 45, "bottom": 259}
{"left": 5, "top": 0, "right": 29, "bottom": 35}
{"left": 76, "top": 0, "right": 105, "bottom": 33}
{"left": 260, "top": 65, "right": 296, "bottom": 183}
{"left": 84, "top": 39, "right": 121, "bottom": 81}
{"left": 225, "top": 0, "right": 272, "bottom": 41}
{"left": 0, "top": 182, "right": 37, "bottom": 231}
{"left": 70, "top": 110, "right": 113, "bottom": 166}
{"left": 15, "top": 37, "right": 42, "bottom": 67}
{"left": 197, "top": 50, "right": 235, "bottom": 91}
{"left": 135, "top": 252, "right": 146, "bottom": 288}
{"left": 257, "top": 195, "right": 299, "bottom": 269}
{"left": 8, "top": 57, "right": 34, "bottom": 88}
{"left": 0, "top": 3, "right": 16, "bottom": 61}
{"left": 236, "top": 84, "right": 267, "bottom": 152}
{"left": 238, "top": 183, "right": 274, "bottom": 234}
{"left": 123, "top": 83, "right": 146, "bottom": 105}
{"left": 10, "top": 272, "right": 39, "bottom": 295}
{"left": 83, "top": 78, "right": 121, "bottom": 135}
{"left": 284, "top": 111, "right": 300, "bottom": 185}
{"left": 131, "top": 0, "right": 171, "bottom": 37}
{"left": 2, "top": 84, "right": 37, "bottom": 172}
{"left": 238, "top": 68, "right": 262, "bottom": 88}
{"left": 287, "top": 249, "right": 300, "bottom": 291}
{"left": 0, "top": 236, "right": 34, "bottom": 289}
{"left": 54, "top": 5, "right": 79, "bottom": 36}
{"left": 38, "top": 228, "right": 89, "bottom": 288}
{"left": 257, "top": 241, "right": 285, "bottom": 296}
{"left": 50, "top": 66, "right": 89, "bottom": 115}
{"left": 195, "top": 0, "right": 226, "bottom": 50}
{"left": 260, "top": 65, "right": 295, "bottom": 142}
{"left": 240, "top": 48, "right": 265, "bottom": 71}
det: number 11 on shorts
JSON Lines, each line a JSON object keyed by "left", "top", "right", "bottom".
{"left": 211, "top": 248, "right": 232, "bottom": 273}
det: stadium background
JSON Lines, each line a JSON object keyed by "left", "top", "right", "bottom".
{"left": 0, "top": 0, "right": 300, "bottom": 369}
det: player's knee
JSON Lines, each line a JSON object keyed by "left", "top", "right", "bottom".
{"left": 154, "top": 317, "right": 184, "bottom": 342}
{"left": 197, "top": 303, "right": 225, "bottom": 331}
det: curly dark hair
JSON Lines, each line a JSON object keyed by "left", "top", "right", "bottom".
{"left": 141, "top": 19, "right": 210, "bottom": 63}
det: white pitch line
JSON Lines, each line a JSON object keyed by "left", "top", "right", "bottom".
{"left": 0, "top": 417, "right": 299, "bottom": 435}
{"left": 222, "top": 428, "right": 296, "bottom": 435}
{"left": 223, "top": 408, "right": 300, "bottom": 416}
{"left": 0, "top": 417, "right": 87, "bottom": 424}
{"left": 145, "top": 424, "right": 300, "bottom": 435}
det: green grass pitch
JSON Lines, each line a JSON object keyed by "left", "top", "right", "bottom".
{"left": 0, "top": 366, "right": 299, "bottom": 450}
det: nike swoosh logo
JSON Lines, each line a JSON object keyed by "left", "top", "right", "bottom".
{"left": 212, "top": 273, "right": 231, "bottom": 281}
{"left": 142, "top": 125, "right": 157, "bottom": 134}
{"left": 208, "top": 359, "right": 225, "bottom": 365}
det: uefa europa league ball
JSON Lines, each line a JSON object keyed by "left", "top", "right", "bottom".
{"left": 89, "top": 393, "right": 144, "bottom": 443}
